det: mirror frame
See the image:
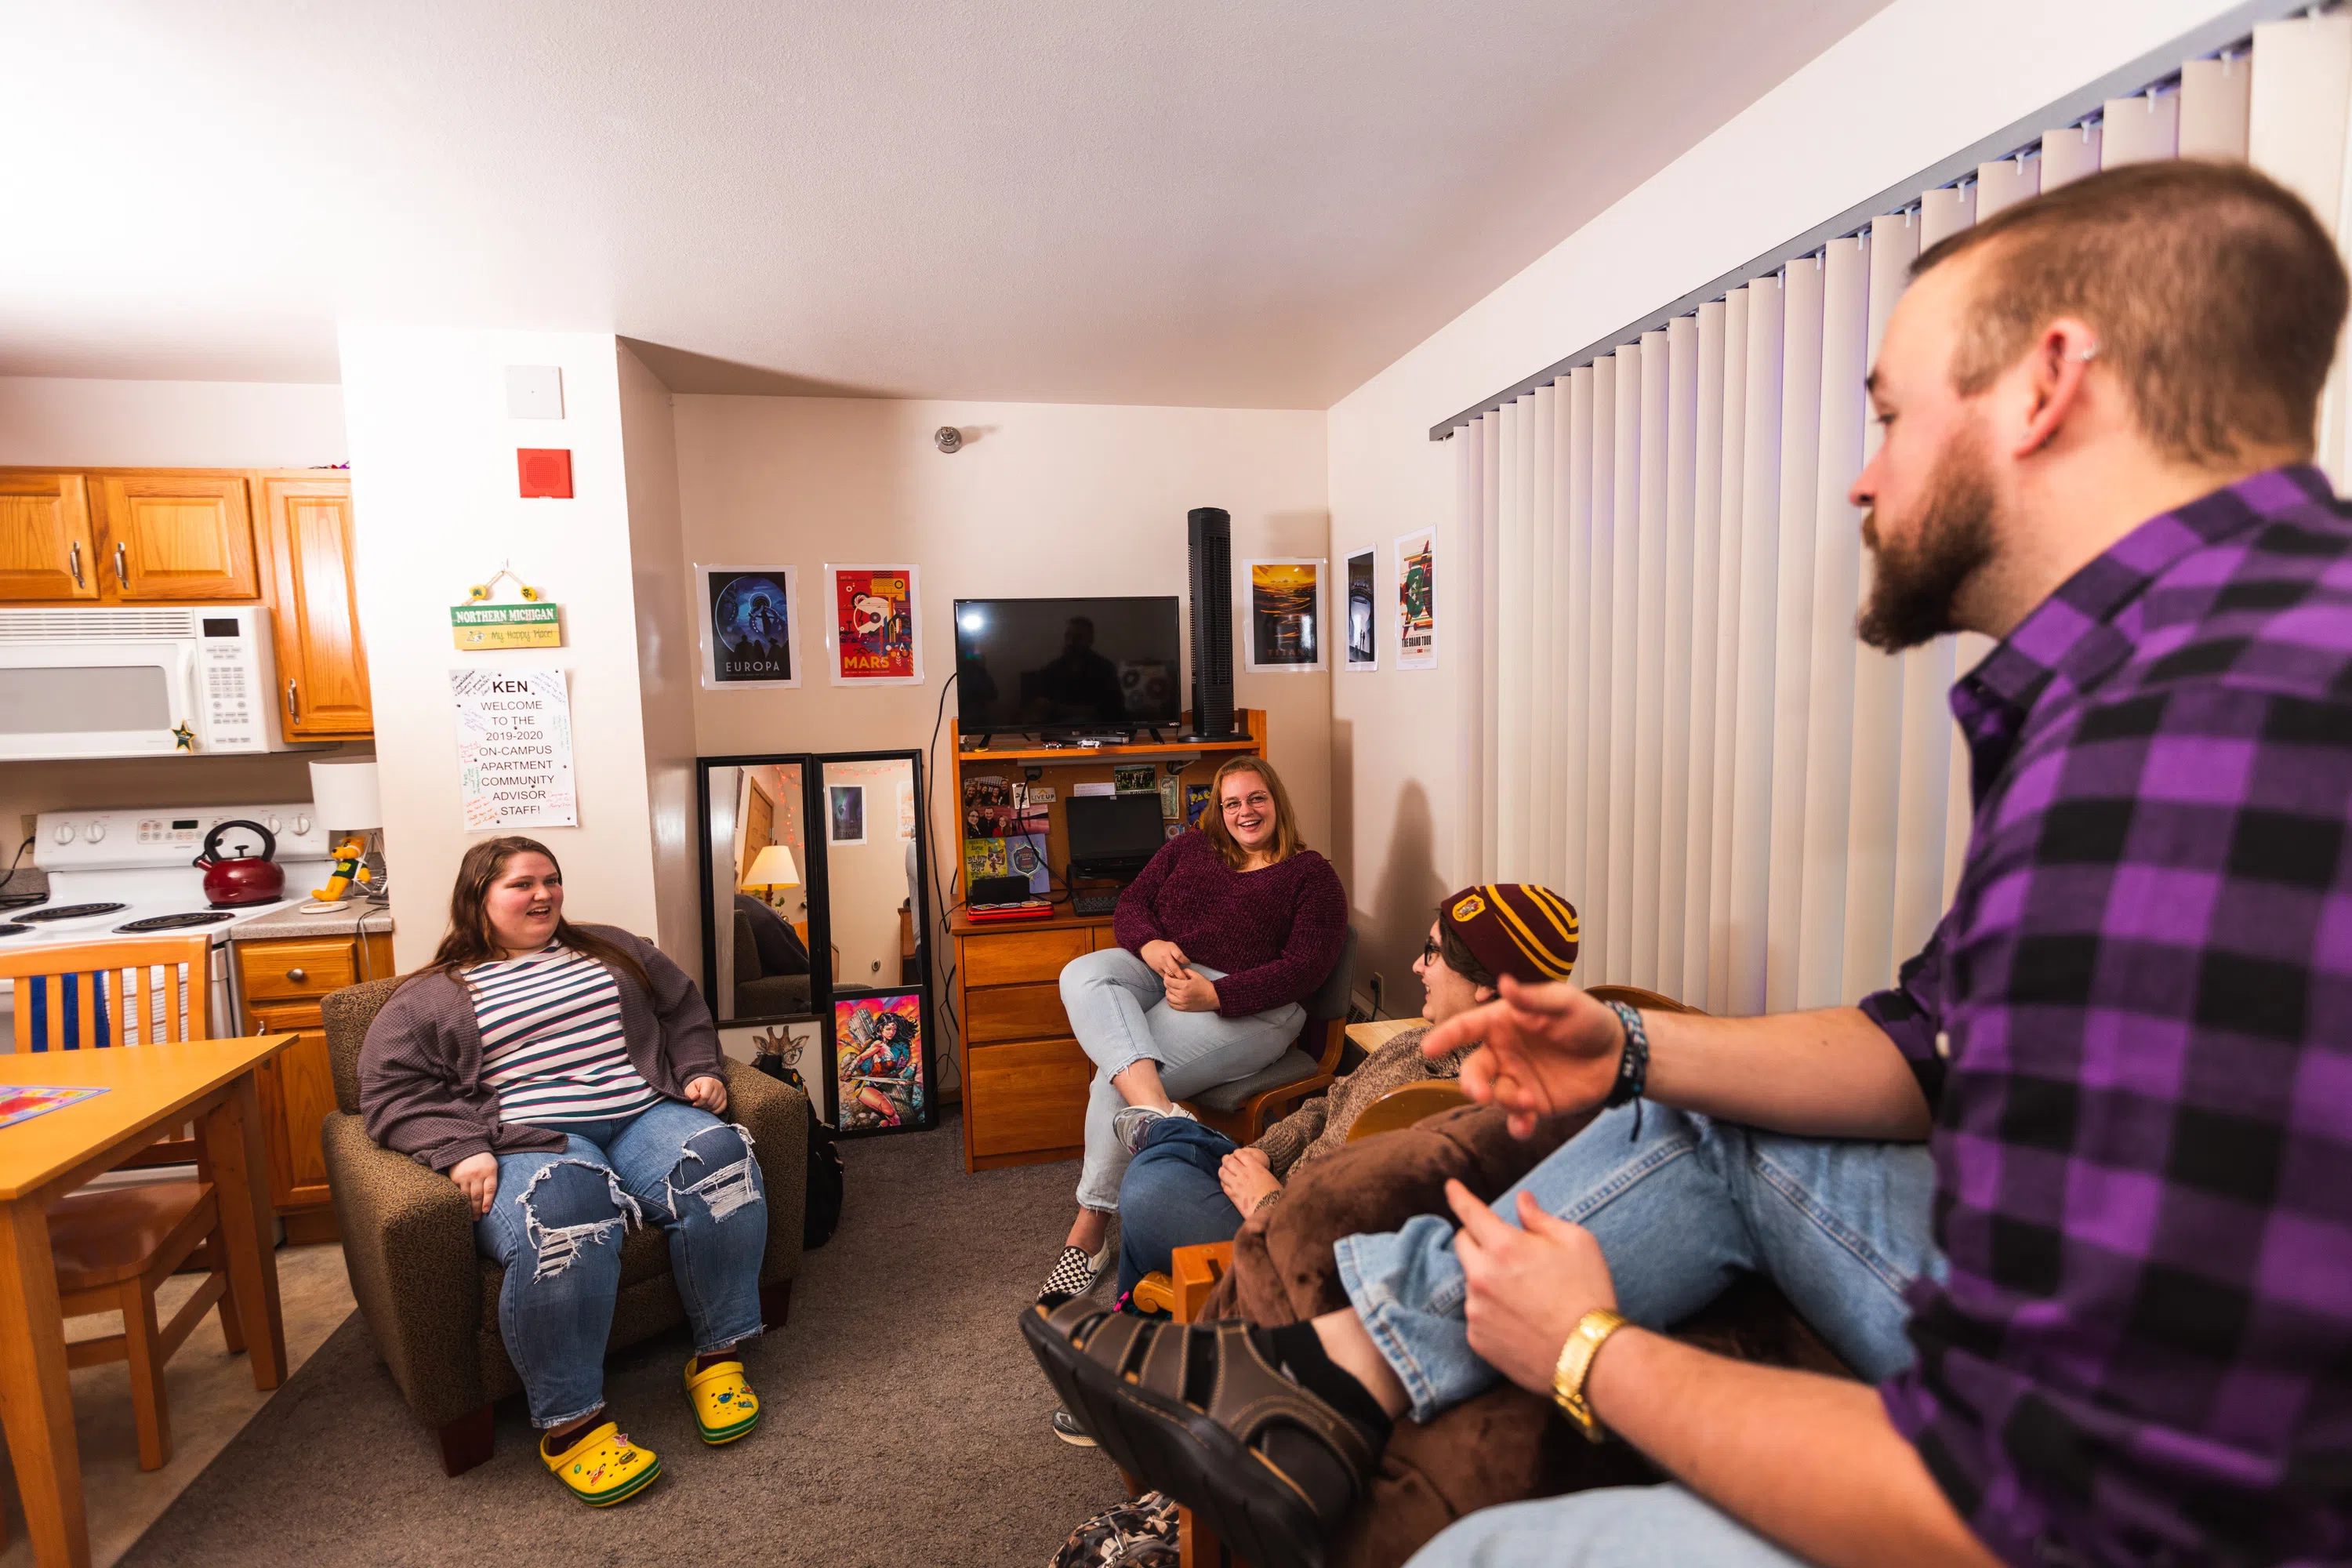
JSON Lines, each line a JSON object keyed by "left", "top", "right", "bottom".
{"left": 695, "top": 749, "right": 938, "bottom": 1137}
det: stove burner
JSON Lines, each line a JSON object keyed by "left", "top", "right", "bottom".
{"left": 0, "top": 892, "right": 46, "bottom": 912}
{"left": 0, "top": 924, "right": 30, "bottom": 938}
{"left": 114, "top": 912, "right": 236, "bottom": 934}
{"left": 16, "top": 902, "right": 130, "bottom": 924}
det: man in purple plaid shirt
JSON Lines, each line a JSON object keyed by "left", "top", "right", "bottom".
{"left": 1029, "top": 162, "right": 2352, "bottom": 1566}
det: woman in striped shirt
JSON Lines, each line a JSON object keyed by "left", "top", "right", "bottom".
{"left": 360, "top": 837, "right": 768, "bottom": 1507}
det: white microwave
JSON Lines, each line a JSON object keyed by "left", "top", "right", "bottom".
{"left": 0, "top": 606, "right": 299, "bottom": 759}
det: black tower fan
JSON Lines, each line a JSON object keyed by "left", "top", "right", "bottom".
{"left": 1187, "top": 506, "right": 1236, "bottom": 740}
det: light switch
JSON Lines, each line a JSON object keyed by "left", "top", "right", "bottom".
{"left": 506, "top": 365, "right": 564, "bottom": 419}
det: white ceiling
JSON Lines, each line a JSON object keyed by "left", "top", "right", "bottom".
{"left": 3, "top": 0, "right": 1889, "bottom": 407}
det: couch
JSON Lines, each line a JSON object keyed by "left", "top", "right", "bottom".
{"left": 318, "top": 975, "right": 808, "bottom": 1475}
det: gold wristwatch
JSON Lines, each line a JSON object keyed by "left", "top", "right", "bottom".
{"left": 1552, "top": 1308, "right": 1630, "bottom": 1443}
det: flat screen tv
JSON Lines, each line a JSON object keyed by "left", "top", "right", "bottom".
{"left": 954, "top": 596, "right": 1181, "bottom": 733}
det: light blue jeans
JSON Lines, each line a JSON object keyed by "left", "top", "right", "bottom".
{"left": 1334, "top": 1102, "right": 1940, "bottom": 1423}
{"left": 474, "top": 1100, "right": 768, "bottom": 1428}
{"left": 1061, "top": 946, "right": 1304, "bottom": 1212}
{"left": 1408, "top": 1484, "right": 1806, "bottom": 1566}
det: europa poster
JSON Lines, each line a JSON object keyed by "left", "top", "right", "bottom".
{"left": 1396, "top": 529, "right": 1436, "bottom": 670}
{"left": 825, "top": 564, "right": 924, "bottom": 686}
{"left": 1243, "top": 558, "right": 1325, "bottom": 673}
{"left": 1343, "top": 548, "right": 1377, "bottom": 670}
{"left": 833, "top": 989, "right": 931, "bottom": 1136}
{"left": 697, "top": 564, "right": 800, "bottom": 689}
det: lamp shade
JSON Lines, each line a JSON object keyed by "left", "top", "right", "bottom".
{"left": 310, "top": 758, "right": 382, "bottom": 831}
{"left": 741, "top": 844, "right": 800, "bottom": 891}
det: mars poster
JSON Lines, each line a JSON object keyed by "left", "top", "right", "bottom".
{"left": 1243, "top": 558, "right": 1324, "bottom": 673}
{"left": 824, "top": 564, "right": 924, "bottom": 686}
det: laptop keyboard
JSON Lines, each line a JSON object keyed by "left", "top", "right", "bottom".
{"left": 1071, "top": 890, "right": 1120, "bottom": 917}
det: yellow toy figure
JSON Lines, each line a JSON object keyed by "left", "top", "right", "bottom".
{"left": 312, "top": 838, "right": 374, "bottom": 904}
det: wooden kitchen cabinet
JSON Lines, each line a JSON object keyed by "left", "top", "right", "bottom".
{"left": 89, "top": 472, "right": 260, "bottom": 601}
{"left": 0, "top": 466, "right": 374, "bottom": 738}
{"left": 257, "top": 476, "right": 373, "bottom": 739}
{"left": 239, "top": 929, "right": 394, "bottom": 1241}
{"left": 0, "top": 472, "right": 100, "bottom": 601}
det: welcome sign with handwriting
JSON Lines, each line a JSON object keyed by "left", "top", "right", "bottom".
{"left": 450, "top": 667, "right": 578, "bottom": 830}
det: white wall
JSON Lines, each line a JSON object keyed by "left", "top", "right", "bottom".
{"left": 1327, "top": 0, "right": 2249, "bottom": 1004}
{"left": 0, "top": 376, "right": 346, "bottom": 468}
{"left": 339, "top": 327, "right": 691, "bottom": 971}
{"left": 619, "top": 344, "right": 701, "bottom": 978}
{"left": 676, "top": 397, "right": 1331, "bottom": 846}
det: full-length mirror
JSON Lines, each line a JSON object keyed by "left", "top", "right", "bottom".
{"left": 698, "top": 750, "right": 936, "bottom": 1137}
{"left": 703, "top": 759, "right": 816, "bottom": 1023}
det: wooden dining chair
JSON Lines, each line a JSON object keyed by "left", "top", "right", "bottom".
{"left": 0, "top": 936, "right": 242, "bottom": 1470}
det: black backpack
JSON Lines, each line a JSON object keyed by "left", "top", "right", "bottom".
{"left": 753, "top": 1052, "right": 844, "bottom": 1248}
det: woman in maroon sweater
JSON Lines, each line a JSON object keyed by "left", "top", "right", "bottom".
{"left": 1041, "top": 757, "right": 1346, "bottom": 1301}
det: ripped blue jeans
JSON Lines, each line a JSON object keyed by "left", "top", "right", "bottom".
{"left": 474, "top": 1100, "right": 768, "bottom": 1428}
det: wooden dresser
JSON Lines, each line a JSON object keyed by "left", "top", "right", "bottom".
{"left": 949, "top": 710, "right": 1269, "bottom": 1172}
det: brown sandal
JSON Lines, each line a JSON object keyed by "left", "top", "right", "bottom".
{"left": 1022, "top": 1298, "right": 1372, "bottom": 1568}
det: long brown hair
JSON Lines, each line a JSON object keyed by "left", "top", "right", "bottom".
{"left": 412, "top": 836, "right": 653, "bottom": 994}
{"left": 1200, "top": 756, "right": 1305, "bottom": 871}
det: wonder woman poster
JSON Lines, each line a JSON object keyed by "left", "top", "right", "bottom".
{"left": 832, "top": 990, "right": 930, "bottom": 1135}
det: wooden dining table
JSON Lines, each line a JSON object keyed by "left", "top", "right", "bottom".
{"left": 0, "top": 1035, "right": 293, "bottom": 1568}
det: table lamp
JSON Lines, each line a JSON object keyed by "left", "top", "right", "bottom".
{"left": 741, "top": 844, "right": 800, "bottom": 907}
{"left": 309, "top": 758, "right": 383, "bottom": 906}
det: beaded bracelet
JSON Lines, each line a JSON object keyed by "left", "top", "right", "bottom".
{"left": 1601, "top": 1000, "right": 1650, "bottom": 1139}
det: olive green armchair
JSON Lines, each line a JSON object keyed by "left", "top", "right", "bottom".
{"left": 318, "top": 975, "right": 807, "bottom": 1475}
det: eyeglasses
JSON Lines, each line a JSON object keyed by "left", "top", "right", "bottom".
{"left": 1420, "top": 938, "right": 1441, "bottom": 965}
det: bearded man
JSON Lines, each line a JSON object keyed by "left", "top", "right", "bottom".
{"left": 1026, "top": 158, "right": 2352, "bottom": 1568}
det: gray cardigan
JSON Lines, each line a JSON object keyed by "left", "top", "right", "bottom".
{"left": 358, "top": 924, "right": 725, "bottom": 1171}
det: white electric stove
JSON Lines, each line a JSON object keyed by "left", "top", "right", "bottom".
{"left": 0, "top": 804, "right": 339, "bottom": 1048}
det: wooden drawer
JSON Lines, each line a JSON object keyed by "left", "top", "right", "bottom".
{"left": 964, "top": 1037, "right": 1091, "bottom": 1159}
{"left": 245, "top": 998, "right": 323, "bottom": 1033}
{"left": 963, "top": 926, "right": 1092, "bottom": 988}
{"left": 237, "top": 937, "right": 358, "bottom": 1002}
{"left": 965, "top": 982, "right": 1073, "bottom": 1044}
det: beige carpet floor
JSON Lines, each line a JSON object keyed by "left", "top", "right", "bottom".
{"left": 116, "top": 1111, "right": 1129, "bottom": 1566}
{"left": 0, "top": 1240, "right": 357, "bottom": 1568}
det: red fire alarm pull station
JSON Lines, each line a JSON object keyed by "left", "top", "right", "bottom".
{"left": 517, "top": 448, "right": 573, "bottom": 499}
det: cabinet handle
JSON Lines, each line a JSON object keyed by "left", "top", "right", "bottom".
{"left": 114, "top": 541, "right": 128, "bottom": 587}
{"left": 67, "top": 542, "right": 84, "bottom": 589}
{"left": 285, "top": 967, "right": 307, "bottom": 983}
{"left": 286, "top": 678, "right": 300, "bottom": 720}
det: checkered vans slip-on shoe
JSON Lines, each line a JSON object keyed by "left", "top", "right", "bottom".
{"left": 1039, "top": 1244, "right": 1105, "bottom": 1303}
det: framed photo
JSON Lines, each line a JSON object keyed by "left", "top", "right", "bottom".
{"left": 696, "top": 564, "right": 801, "bottom": 689}
{"left": 721, "top": 1021, "right": 833, "bottom": 1125}
{"left": 1242, "top": 558, "right": 1325, "bottom": 673}
{"left": 824, "top": 564, "right": 924, "bottom": 686}
{"left": 1396, "top": 530, "right": 1436, "bottom": 670}
{"left": 833, "top": 989, "right": 930, "bottom": 1135}
{"left": 829, "top": 782, "right": 866, "bottom": 845}
{"left": 1343, "top": 548, "right": 1377, "bottom": 670}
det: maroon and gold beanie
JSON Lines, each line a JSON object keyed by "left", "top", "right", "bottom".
{"left": 1440, "top": 884, "right": 1579, "bottom": 985}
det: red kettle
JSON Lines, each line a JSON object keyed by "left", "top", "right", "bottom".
{"left": 194, "top": 820, "right": 286, "bottom": 908}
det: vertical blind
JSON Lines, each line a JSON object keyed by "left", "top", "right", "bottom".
{"left": 1460, "top": 20, "right": 2350, "bottom": 1014}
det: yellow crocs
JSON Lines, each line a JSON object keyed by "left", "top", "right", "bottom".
{"left": 684, "top": 1355, "right": 760, "bottom": 1445}
{"left": 542, "top": 1421, "right": 661, "bottom": 1506}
